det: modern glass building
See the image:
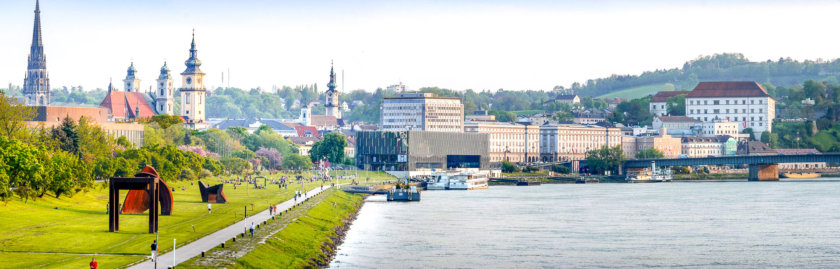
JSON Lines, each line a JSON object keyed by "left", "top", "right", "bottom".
{"left": 355, "top": 131, "right": 489, "bottom": 172}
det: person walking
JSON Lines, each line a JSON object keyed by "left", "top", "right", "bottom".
{"left": 89, "top": 257, "right": 98, "bottom": 269}
{"left": 207, "top": 203, "right": 212, "bottom": 214}
{"left": 150, "top": 240, "right": 158, "bottom": 262}
{"left": 249, "top": 222, "right": 255, "bottom": 237}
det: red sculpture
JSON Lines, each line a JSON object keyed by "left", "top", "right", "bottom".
{"left": 120, "top": 166, "right": 174, "bottom": 215}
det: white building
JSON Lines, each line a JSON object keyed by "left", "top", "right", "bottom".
{"left": 681, "top": 136, "right": 724, "bottom": 158}
{"left": 653, "top": 116, "right": 702, "bottom": 131}
{"left": 700, "top": 120, "right": 740, "bottom": 137}
{"left": 380, "top": 92, "right": 464, "bottom": 132}
{"left": 153, "top": 62, "right": 175, "bottom": 115}
{"left": 539, "top": 124, "right": 622, "bottom": 162}
{"left": 465, "top": 121, "right": 540, "bottom": 164}
{"left": 685, "top": 81, "right": 775, "bottom": 136}
{"left": 649, "top": 91, "right": 686, "bottom": 116}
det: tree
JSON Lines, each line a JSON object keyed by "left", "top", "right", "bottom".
{"left": 0, "top": 92, "right": 36, "bottom": 141}
{"left": 665, "top": 94, "right": 686, "bottom": 116}
{"left": 501, "top": 160, "right": 520, "bottom": 173}
{"left": 760, "top": 131, "right": 779, "bottom": 148}
{"left": 0, "top": 137, "right": 44, "bottom": 201}
{"left": 146, "top": 114, "right": 184, "bottom": 130}
{"left": 488, "top": 110, "right": 517, "bottom": 122}
{"left": 283, "top": 154, "right": 313, "bottom": 170}
{"left": 742, "top": 128, "right": 756, "bottom": 141}
{"left": 51, "top": 116, "right": 80, "bottom": 158}
{"left": 309, "top": 132, "right": 348, "bottom": 164}
{"left": 635, "top": 147, "right": 664, "bottom": 159}
{"left": 43, "top": 151, "right": 90, "bottom": 198}
{"left": 585, "top": 145, "right": 626, "bottom": 175}
{"left": 256, "top": 147, "right": 283, "bottom": 170}
{"left": 221, "top": 157, "right": 251, "bottom": 175}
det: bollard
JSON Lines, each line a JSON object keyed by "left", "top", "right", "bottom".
{"left": 233, "top": 237, "right": 236, "bottom": 242}
{"left": 221, "top": 242, "right": 225, "bottom": 248}
{"left": 201, "top": 251, "right": 205, "bottom": 257}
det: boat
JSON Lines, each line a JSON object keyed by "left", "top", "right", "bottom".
{"left": 449, "top": 172, "right": 489, "bottom": 190}
{"left": 387, "top": 186, "right": 420, "bottom": 201}
{"left": 626, "top": 161, "right": 672, "bottom": 183}
{"left": 425, "top": 173, "right": 452, "bottom": 190}
{"left": 781, "top": 172, "right": 820, "bottom": 179}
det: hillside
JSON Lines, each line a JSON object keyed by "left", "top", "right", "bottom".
{"left": 570, "top": 53, "right": 840, "bottom": 97}
{"left": 597, "top": 83, "right": 676, "bottom": 99}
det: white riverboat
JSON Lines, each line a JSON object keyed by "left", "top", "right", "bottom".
{"left": 426, "top": 173, "right": 452, "bottom": 190}
{"left": 449, "top": 171, "right": 489, "bottom": 190}
{"left": 626, "top": 161, "right": 672, "bottom": 183}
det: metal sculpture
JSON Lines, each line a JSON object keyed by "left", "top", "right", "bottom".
{"left": 120, "top": 166, "right": 174, "bottom": 215}
{"left": 109, "top": 165, "right": 170, "bottom": 233}
{"left": 198, "top": 180, "right": 228, "bottom": 203}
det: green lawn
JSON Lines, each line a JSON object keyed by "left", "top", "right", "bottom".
{"left": 0, "top": 170, "right": 394, "bottom": 269}
{"left": 511, "top": 110, "right": 546, "bottom": 116}
{"left": 596, "top": 83, "right": 676, "bottom": 99}
{"left": 233, "top": 189, "right": 364, "bottom": 268}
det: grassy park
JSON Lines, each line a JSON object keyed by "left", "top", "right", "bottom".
{"left": 0, "top": 170, "right": 394, "bottom": 269}
{"left": 596, "top": 83, "right": 676, "bottom": 99}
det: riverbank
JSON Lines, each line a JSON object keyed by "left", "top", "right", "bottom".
{"left": 226, "top": 189, "right": 364, "bottom": 268}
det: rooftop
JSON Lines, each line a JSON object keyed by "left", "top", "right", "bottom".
{"left": 687, "top": 81, "right": 771, "bottom": 98}
{"left": 650, "top": 91, "right": 687, "bottom": 102}
{"left": 657, "top": 116, "right": 702, "bottom": 123}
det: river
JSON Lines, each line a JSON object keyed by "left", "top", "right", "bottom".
{"left": 329, "top": 179, "right": 840, "bottom": 268}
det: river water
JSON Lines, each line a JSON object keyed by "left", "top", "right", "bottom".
{"left": 329, "top": 179, "right": 840, "bottom": 268}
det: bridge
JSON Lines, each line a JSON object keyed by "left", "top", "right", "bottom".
{"left": 624, "top": 153, "right": 840, "bottom": 181}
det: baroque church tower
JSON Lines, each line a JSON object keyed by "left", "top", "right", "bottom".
{"left": 23, "top": 0, "right": 50, "bottom": 106}
{"left": 325, "top": 61, "right": 340, "bottom": 118}
{"left": 154, "top": 62, "right": 175, "bottom": 115}
{"left": 124, "top": 62, "right": 140, "bottom": 92}
{"left": 180, "top": 30, "right": 207, "bottom": 124}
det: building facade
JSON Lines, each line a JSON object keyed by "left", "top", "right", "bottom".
{"left": 700, "top": 120, "right": 740, "bottom": 137}
{"left": 180, "top": 31, "right": 208, "bottom": 128}
{"left": 381, "top": 93, "right": 464, "bottom": 132}
{"left": 635, "top": 129, "right": 682, "bottom": 158}
{"left": 324, "top": 61, "right": 341, "bottom": 118}
{"left": 681, "top": 136, "right": 723, "bottom": 158}
{"left": 22, "top": 0, "right": 50, "bottom": 106}
{"left": 685, "top": 81, "right": 775, "bottom": 136}
{"left": 355, "top": 131, "right": 489, "bottom": 174}
{"left": 649, "top": 91, "right": 686, "bottom": 117}
{"left": 554, "top": 94, "right": 580, "bottom": 105}
{"left": 653, "top": 116, "right": 702, "bottom": 130}
{"left": 464, "top": 121, "right": 540, "bottom": 164}
{"left": 539, "top": 124, "right": 622, "bottom": 162}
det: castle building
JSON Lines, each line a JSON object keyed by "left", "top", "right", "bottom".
{"left": 124, "top": 62, "right": 141, "bottom": 92}
{"left": 685, "top": 81, "right": 775, "bottom": 136}
{"left": 22, "top": 0, "right": 50, "bottom": 106}
{"left": 325, "top": 61, "right": 341, "bottom": 118}
{"left": 153, "top": 62, "right": 175, "bottom": 115}
{"left": 180, "top": 31, "right": 208, "bottom": 129}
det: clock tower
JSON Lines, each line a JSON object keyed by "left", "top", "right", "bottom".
{"left": 325, "top": 61, "right": 340, "bottom": 118}
{"left": 179, "top": 30, "right": 206, "bottom": 125}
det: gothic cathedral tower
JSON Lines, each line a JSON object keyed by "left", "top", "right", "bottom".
{"left": 325, "top": 61, "right": 340, "bottom": 118}
{"left": 124, "top": 62, "right": 140, "bottom": 92}
{"left": 155, "top": 62, "right": 174, "bottom": 115}
{"left": 180, "top": 30, "right": 206, "bottom": 124}
{"left": 23, "top": 0, "right": 50, "bottom": 106}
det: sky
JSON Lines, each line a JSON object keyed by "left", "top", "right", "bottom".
{"left": 1, "top": 0, "right": 840, "bottom": 93}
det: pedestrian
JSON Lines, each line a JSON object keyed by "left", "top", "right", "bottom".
{"left": 207, "top": 203, "right": 212, "bottom": 214}
{"left": 150, "top": 240, "right": 157, "bottom": 262}
{"left": 89, "top": 257, "right": 98, "bottom": 269}
{"left": 269, "top": 205, "right": 273, "bottom": 216}
{"left": 250, "top": 222, "right": 255, "bottom": 237}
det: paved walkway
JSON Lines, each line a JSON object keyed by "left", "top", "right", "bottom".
{"left": 129, "top": 185, "right": 331, "bottom": 269}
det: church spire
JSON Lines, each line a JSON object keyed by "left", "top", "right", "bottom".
{"left": 29, "top": 0, "right": 45, "bottom": 69}
{"left": 182, "top": 29, "right": 203, "bottom": 75}
{"left": 327, "top": 60, "right": 336, "bottom": 93}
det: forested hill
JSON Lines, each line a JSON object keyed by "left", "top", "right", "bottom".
{"left": 568, "top": 53, "right": 840, "bottom": 97}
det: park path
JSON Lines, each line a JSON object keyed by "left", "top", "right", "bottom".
{"left": 129, "top": 185, "right": 331, "bottom": 269}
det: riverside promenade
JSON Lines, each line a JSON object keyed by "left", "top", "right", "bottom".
{"left": 129, "top": 185, "right": 331, "bottom": 269}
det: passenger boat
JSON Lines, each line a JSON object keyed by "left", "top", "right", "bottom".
{"left": 626, "top": 161, "right": 672, "bottom": 183}
{"left": 449, "top": 172, "right": 489, "bottom": 190}
{"left": 781, "top": 172, "right": 820, "bottom": 179}
{"left": 425, "top": 173, "right": 452, "bottom": 190}
{"left": 387, "top": 186, "right": 420, "bottom": 201}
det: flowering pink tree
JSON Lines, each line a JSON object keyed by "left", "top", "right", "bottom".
{"left": 256, "top": 147, "right": 284, "bottom": 170}
{"left": 177, "top": 145, "right": 220, "bottom": 159}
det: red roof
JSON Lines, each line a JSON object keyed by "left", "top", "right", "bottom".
{"left": 687, "top": 81, "right": 771, "bottom": 98}
{"left": 99, "top": 91, "right": 156, "bottom": 120}
{"left": 295, "top": 126, "right": 319, "bottom": 137}
{"left": 310, "top": 115, "right": 339, "bottom": 128}
{"left": 651, "top": 91, "right": 686, "bottom": 102}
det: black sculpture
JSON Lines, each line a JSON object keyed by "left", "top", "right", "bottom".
{"left": 199, "top": 180, "right": 228, "bottom": 203}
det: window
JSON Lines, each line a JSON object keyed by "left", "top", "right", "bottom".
{"left": 186, "top": 93, "right": 191, "bottom": 104}
{"left": 726, "top": 100, "right": 730, "bottom": 105}
{"left": 704, "top": 100, "right": 708, "bottom": 105}
{"left": 759, "top": 100, "right": 763, "bottom": 104}
{"left": 759, "top": 117, "right": 763, "bottom": 121}
{"left": 751, "top": 109, "right": 754, "bottom": 113}
{"left": 742, "top": 109, "right": 746, "bottom": 113}
{"left": 751, "top": 117, "right": 755, "bottom": 121}
{"left": 713, "top": 100, "right": 719, "bottom": 105}
{"left": 690, "top": 109, "right": 694, "bottom": 114}
{"left": 726, "top": 109, "right": 730, "bottom": 113}
{"left": 751, "top": 100, "right": 755, "bottom": 104}
{"left": 759, "top": 109, "right": 763, "bottom": 113}
{"left": 734, "top": 117, "right": 738, "bottom": 121}
{"left": 742, "top": 100, "right": 746, "bottom": 104}
{"left": 704, "top": 109, "right": 708, "bottom": 114}
{"left": 713, "top": 109, "right": 720, "bottom": 113}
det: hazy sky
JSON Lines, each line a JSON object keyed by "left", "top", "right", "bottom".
{"left": 1, "top": 0, "right": 839, "bottom": 93}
